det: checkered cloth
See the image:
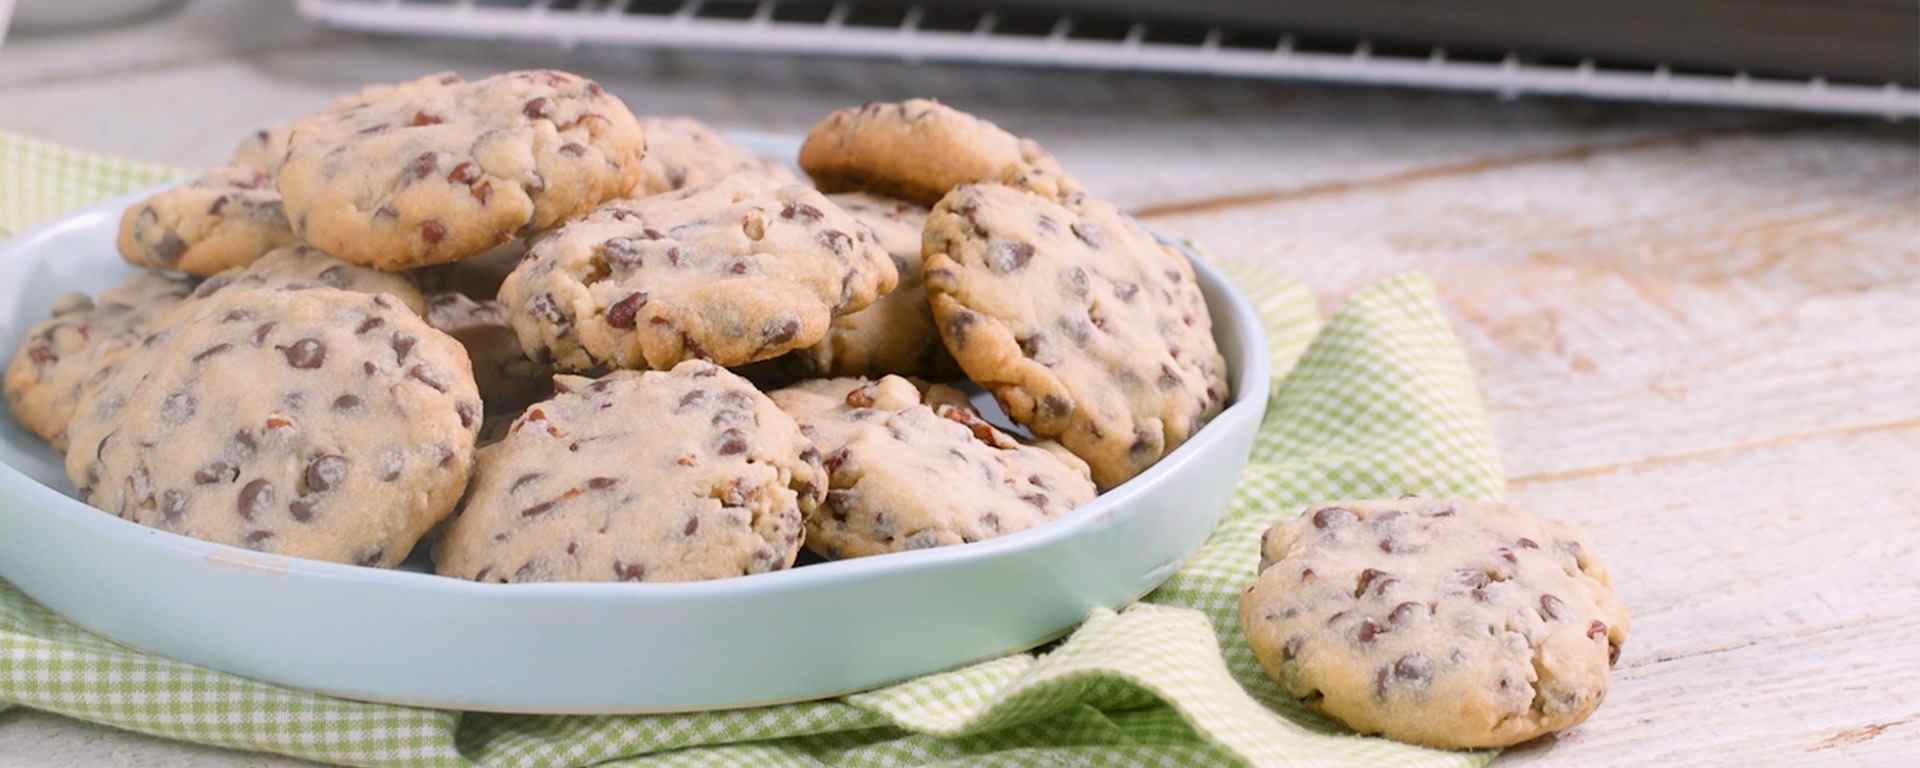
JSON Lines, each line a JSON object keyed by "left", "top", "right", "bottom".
{"left": 0, "top": 130, "right": 1501, "bottom": 768}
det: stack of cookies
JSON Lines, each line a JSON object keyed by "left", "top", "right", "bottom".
{"left": 4, "top": 72, "right": 1229, "bottom": 584}
{"left": 4, "top": 70, "right": 1631, "bottom": 749}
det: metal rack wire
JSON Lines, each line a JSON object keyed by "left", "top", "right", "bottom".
{"left": 298, "top": 0, "right": 1920, "bottom": 119}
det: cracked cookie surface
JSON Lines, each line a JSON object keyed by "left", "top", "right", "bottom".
{"left": 62, "top": 288, "right": 481, "bottom": 567}
{"left": 499, "top": 173, "right": 897, "bottom": 371}
{"left": 1239, "top": 499, "right": 1630, "bottom": 749}
{"left": 770, "top": 376, "right": 1092, "bottom": 559}
{"left": 276, "top": 70, "right": 645, "bottom": 269}
{"left": 435, "top": 360, "right": 824, "bottom": 583}
{"left": 923, "top": 183, "right": 1227, "bottom": 488}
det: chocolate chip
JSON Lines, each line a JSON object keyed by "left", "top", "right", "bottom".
{"left": 763, "top": 318, "right": 798, "bottom": 346}
{"left": 612, "top": 561, "right": 645, "bottom": 581}
{"left": 780, "top": 203, "right": 823, "bottom": 222}
{"left": 408, "top": 152, "right": 439, "bottom": 181}
{"left": 816, "top": 229, "right": 852, "bottom": 254}
{"left": 606, "top": 291, "right": 647, "bottom": 329}
{"left": 1063, "top": 266, "right": 1090, "bottom": 297}
{"left": 305, "top": 454, "right": 348, "bottom": 494}
{"left": 559, "top": 142, "right": 586, "bottom": 157}
{"left": 160, "top": 392, "right": 197, "bottom": 423}
{"left": 245, "top": 530, "right": 275, "bottom": 545}
{"left": 391, "top": 334, "right": 417, "bottom": 363}
{"left": 587, "top": 477, "right": 618, "bottom": 490}
{"left": 409, "top": 110, "right": 443, "bottom": 127}
{"left": 238, "top": 479, "right": 273, "bottom": 521}
{"left": 208, "top": 195, "right": 230, "bottom": 216}
{"left": 1539, "top": 594, "right": 1567, "bottom": 622}
{"left": 1391, "top": 653, "right": 1431, "bottom": 689}
{"left": 684, "top": 517, "right": 699, "bottom": 536}
{"left": 446, "top": 162, "right": 479, "bottom": 185}
{"left": 715, "top": 429, "right": 748, "bottom": 456}
{"left": 987, "top": 241, "right": 1035, "bottom": 272}
{"left": 194, "top": 461, "right": 236, "bottom": 485}
{"left": 456, "top": 401, "right": 476, "bottom": 429}
{"left": 530, "top": 294, "right": 570, "bottom": 327}
{"left": 1070, "top": 222, "right": 1102, "bottom": 249}
{"left": 408, "top": 365, "right": 449, "bottom": 392}
{"left": 279, "top": 338, "right": 326, "bottom": 369}
{"left": 332, "top": 394, "right": 362, "bottom": 413}
{"left": 1354, "top": 568, "right": 1392, "bottom": 599}
{"left": 1312, "top": 507, "right": 1356, "bottom": 529}
{"left": 1388, "top": 601, "right": 1428, "bottom": 626}
{"left": 149, "top": 233, "right": 187, "bottom": 265}
{"left": 252, "top": 322, "right": 277, "bottom": 346}
{"left": 160, "top": 490, "right": 187, "bottom": 521}
{"left": 1517, "top": 537, "right": 1540, "bottom": 549}
{"left": 1355, "top": 618, "right": 1382, "bottom": 644}
{"left": 511, "top": 473, "right": 542, "bottom": 493}
{"left": 421, "top": 220, "right": 447, "bottom": 245}
{"left": 289, "top": 499, "right": 316, "bottom": 522}
{"left": 522, "top": 501, "right": 556, "bottom": 518}
{"left": 523, "top": 97, "right": 550, "bottom": 119}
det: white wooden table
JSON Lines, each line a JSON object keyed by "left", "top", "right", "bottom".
{"left": 2, "top": 2, "right": 1916, "bottom": 766}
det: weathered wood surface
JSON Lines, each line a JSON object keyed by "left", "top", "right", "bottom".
{"left": 2, "top": 2, "right": 1916, "bottom": 766}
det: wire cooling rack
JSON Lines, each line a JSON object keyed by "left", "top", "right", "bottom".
{"left": 298, "top": 0, "right": 1920, "bottom": 119}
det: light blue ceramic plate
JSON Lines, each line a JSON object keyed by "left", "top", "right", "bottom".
{"left": 0, "top": 140, "right": 1270, "bottom": 714}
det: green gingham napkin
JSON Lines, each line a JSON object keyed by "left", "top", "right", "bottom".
{"left": 0, "top": 130, "right": 1504, "bottom": 768}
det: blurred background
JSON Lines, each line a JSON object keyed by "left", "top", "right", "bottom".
{"left": 0, "top": 0, "right": 1913, "bottom": 214}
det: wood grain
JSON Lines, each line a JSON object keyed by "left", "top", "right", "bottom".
{"left": 0, "top": 2, "right": 1915, "bottom": 765}
{"left": 1154, "top": 122, "right": 1920, "bottom": 766}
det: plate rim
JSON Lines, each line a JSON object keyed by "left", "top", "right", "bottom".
{"left": 0, "top": 186, "right": 1272, "bottom": 604}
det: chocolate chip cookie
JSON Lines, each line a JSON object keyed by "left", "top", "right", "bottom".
{"left": 635, "top": 117, "right": 798, "bottom": 196}
{"left": 799, "top": 100, "right": 1078, "bottom": 206}
{"left": 5, "top": 273, "right": 198, "bottom": 450}
{"left": 276, "top": 70, "right": 646, "bottom": 270}
{"left": 192, "top": 244, "right": 427, "bottom": 316}
{"left": 425, "top": 292, "right": 552, "bottom": 417}
{"left": 773, "top": 192, "right": 957, "bottom": 379}
{"left": 63, "top": 288, "right": 481, "bottom": 567}
{"left": 435, "top": 360, "right": 824, "bottom": 583}
{"left": 770, "top": 376, "right": 1093, "bottom": 560}
{"left": 116, "top": 165, "right": 298, "bottom": 276}
{"left": 1239, "top": 499, "right": 1631, "bottom": 749}
{"left": 498, "top": 173, "right": 898, "bottom": 372}
{"left": 923, "top": 184, "right": 1227, "bottom": 489}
